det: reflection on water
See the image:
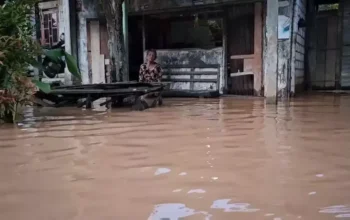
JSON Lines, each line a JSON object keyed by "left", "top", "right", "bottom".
{"left": 210, "top": 199, "right": 260, "bottom": 213}
{"left": 148, "top": 203, "right": 211, "bottom": 220}
{"left": 1, "top": 94, "right": 350, "bottom": 219}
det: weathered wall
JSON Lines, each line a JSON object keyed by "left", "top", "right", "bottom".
{"left": 149, "top": 48, "right": 224, "bottom": 92}
{"left": 77, "top": 0, "right": 99, "bottom": 84}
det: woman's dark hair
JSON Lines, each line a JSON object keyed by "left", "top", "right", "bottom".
{"left": 147, "top": 49, "right": 157, "bottom": 59}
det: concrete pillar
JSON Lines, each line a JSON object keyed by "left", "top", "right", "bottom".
{"left": 62, "top": 0, "right": 72, "bottom": 85}
{"left": 264, "top": 0, "right": 278, "bottom": 104}
{"left": 77, "top": 13, "right": 89, "bottom": 85}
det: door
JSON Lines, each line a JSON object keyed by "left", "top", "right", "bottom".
{"left": 226, "top": 3, "right": 263, "bottom": 96}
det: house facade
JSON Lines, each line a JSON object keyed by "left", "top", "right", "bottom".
{"left": 34, "top": 0, "right": 348, "bottom": 102}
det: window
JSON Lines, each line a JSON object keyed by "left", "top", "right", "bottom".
{"left": 40, "top": 9, "right": 59, "bottom": 47}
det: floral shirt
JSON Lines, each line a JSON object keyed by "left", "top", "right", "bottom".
{"left": 139, "top": 63, "right": 162, "bottom": 83}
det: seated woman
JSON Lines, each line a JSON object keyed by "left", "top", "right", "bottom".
{"left": 136, "top": 49, "right": 163, "bottom": 109}
{"left": 139, "top": 49, "right": 162, "bottom": 83}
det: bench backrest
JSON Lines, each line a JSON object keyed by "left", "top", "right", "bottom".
{"left": 162, "top": 64, "right": 220, "bottom": 91}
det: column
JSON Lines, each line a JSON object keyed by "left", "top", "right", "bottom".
{"left": 264, "top": 0, "right": 278, "bottom": 104}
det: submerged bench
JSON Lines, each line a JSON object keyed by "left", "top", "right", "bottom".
{"left": 161, "top": 64, "right": 221, "bottom": 98}
{"left": 34, "top": 82, "right": 166, "bottom": 110}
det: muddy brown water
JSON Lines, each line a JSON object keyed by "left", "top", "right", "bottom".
{"left": 1, "top": 95, "right": 350, "bottom": 220}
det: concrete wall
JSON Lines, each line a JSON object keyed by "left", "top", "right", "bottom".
{"left": 77, "top": 0, "right": 99, "bottom": 84}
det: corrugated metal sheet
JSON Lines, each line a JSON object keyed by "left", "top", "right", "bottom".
{"left": 341, "top": 1, "right": 350, "bottom": 87}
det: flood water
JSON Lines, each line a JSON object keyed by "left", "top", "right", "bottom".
{"left": 1, "top": 94, "right": 350, "bottom": 219}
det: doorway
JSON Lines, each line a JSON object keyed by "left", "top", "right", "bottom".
{"left": 225, "top": 3, "right": 263, "bottom": 96}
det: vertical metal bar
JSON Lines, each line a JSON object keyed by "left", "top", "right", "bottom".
{"left": 190, "top": 68, "right": 194, "bottom": 90}
{"left": 222, "top": 11, "right": 228, "bottom": 94}
{"left": 123, "top": 1, "right": 129, "bottom": 81}
{"left": 217, "top": 65, "right": 221, "bottom": 91}
{"left": 323, "top": 18, "right": 328, "bottom": 89}
{"left": 336, "top": 0, "right": 344, "bottom": 89}
{"left": 142, "top": 14, "right": 146, "bottom": 63}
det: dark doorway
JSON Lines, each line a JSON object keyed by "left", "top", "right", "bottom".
{"left": 128, "top": 16, "right": 144, "bottom": 81}
{"left": 226, "top": 4, "right": 255, "bottom": 95}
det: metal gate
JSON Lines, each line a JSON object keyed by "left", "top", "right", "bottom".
{"left": 308, "top": 10, "right": 340, "bottom": 90}
{"left": 341, "top": 0, "right": 350, "bottom": 88}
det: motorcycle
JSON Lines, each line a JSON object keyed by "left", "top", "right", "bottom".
{"left": 41, "top": 33, "right": 66, "bottom": 78}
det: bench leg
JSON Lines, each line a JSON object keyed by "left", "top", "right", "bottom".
{"left": 86, "top": 94, "right": 92, "bottom": 109}
{"left": 132, "top": 96, "right": 148, "bottom": 111}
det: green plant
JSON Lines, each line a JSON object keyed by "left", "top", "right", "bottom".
{"left": 0, "top": 0, "right": 81, "bottom": 123}
{"left": 0, "top": 0, "right": 41, "bottom": 122}
{"left": 43, "top": 48, "right": 82, "bottom": 81}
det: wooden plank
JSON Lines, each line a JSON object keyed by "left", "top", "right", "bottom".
{"left": 54, "top": 82, "right": 166, "bottom": 89}
{"left": 50, "top": 87, "right": 163, "bottom": 95}
{"left": 99, "top": 24, "right": 110, "bottom": 58}
{"left": 253, "top": 2, "right": 263, "bottom": 95}
{"left": 99, "top": 54, "right": 106, "bottom": 83}
{"left": 244, "top": 59, "right": 253, "bottom": 72}
{"left": 230, "top": 54, "right": 255, "bottom": 59}
{"left": 90, "top": 21, "right": 101, "bottom": 84}
{"left": 162, "top": 79, "right": 218, "bottom": 83}
{"left": 162, "top": 71, "right": 219, "bottom": 75}
{"left": 38, "top": 1, "right": 58, "bottom": 9}
{"left": 163, "top": 64, "right": 220, "bottom": 69}
{"left": 230, "top": 71, "right": 254, "bottom": 77}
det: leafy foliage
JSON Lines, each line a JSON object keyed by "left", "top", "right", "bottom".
{"left": 0, "top": 0, "right": 41, "bottom": 122}
{"left": 0, "top": 0, "right": 82, "bottom": 123}
{"left": 43, "top": 48, "right": 82, "bottom": 80}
